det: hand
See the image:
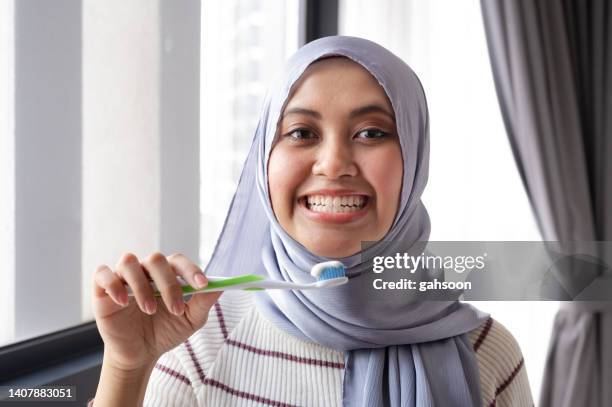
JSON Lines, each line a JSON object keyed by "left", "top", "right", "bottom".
{"left": 92, "top": 252, "right": 222, "bottom": 372}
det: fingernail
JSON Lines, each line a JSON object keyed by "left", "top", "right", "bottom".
{"left": 194, "top": 273, "right": 207, "bottom": 288}
{"left": 144, "top": 299, "right": 157, "bottom": 315}
{"left": 172, "top": 299, "right": 184, "bottom": 316}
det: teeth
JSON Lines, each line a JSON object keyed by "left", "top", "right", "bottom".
{"left": 304, "top": 194, "right": 367, "bottom": 213}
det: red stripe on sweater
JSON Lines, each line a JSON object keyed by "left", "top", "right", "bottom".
{"left": 184, "top": 338, "right": 206, "bottom": 383}
{"left": 226, "top": 337, "right": 345, "bottom": 369}
{"left": 473, "top": 317, "right": 493, "bottom": 352}
{"left": 487, "top": 358, "right": 525, "bottom": 407}
{"left": 204, "top": 377, "right": 298, "bottom": 407}
{"left": 155, "top": 363, "right": 192, "bottom": 386}
{"left": 214, "top": 301, "right": 229, "bottom": 339}
{"left": 216, "top": 297, "right": 343, "bottom": 370}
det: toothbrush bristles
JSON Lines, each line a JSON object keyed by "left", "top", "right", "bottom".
{"left": 317, "top": 265, "right": 346, "bottom": 281}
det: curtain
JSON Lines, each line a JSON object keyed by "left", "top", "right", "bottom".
{"left": 480, "top": 0, "right": 612, "bottom": 406}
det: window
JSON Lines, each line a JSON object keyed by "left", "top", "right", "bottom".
{"left": 1, "top": 0, "right": 84, "bottom": 348}
{"left": 1, "top": 1, "right": 204, "bottom": 352}
{"left": 199, "top": 0, "right": 305, "bottom": 263}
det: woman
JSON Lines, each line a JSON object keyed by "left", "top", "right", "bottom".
{"left": 91, "top": 36, "right": 533, "bottom": 406}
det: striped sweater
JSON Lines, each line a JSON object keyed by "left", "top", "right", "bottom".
{"left": 143, "top": 291, "right": 533, "bottom": 406}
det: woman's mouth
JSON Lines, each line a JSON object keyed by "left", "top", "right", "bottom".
{"left": 298, "top": 194, "right": 370, "bottom": 224}
{"left": 304, "top": 194, "right": 368, "bottom": 212}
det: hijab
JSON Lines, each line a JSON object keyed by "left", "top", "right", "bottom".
{"left": 204, "top": 35, "right": 489, "bottom": 407}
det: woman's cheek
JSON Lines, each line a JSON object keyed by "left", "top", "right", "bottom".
{"left": 268, "top": 149, "right": 310, "bottom": 219}
{"left": 361, "top": 144, "right": 403, "bottom": 221}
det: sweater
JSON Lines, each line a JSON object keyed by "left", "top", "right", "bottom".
{"left": 142, "top": 291, "right": 533, "bottom": 406}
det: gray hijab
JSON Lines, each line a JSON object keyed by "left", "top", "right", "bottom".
{"left": 205, "top": 36, "right": 489, "bottom": 407}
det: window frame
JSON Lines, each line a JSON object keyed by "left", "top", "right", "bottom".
{"left": 0, "top": 322, "right": 102, "bottom": 383}
{"left": 306, "top": 0, "right": 338, "bottom": 42}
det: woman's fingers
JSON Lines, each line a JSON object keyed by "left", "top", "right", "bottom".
{"left": 116, "top": 253, "right": 157, "bottom": 315}
{"left": 94, "top": 264, "right": 129, "bottom": 307}
{"left": 141, "top": 252, "right": 185, "bottom": 316}
{"left": 95, "top": 251, "right": 219, "bottom": 326}
{"left": 167, "top": 253, "right": 208, "bottom": 290}
{"left": 167, "top": 253, "right": 222, "bottom": 327}
{"left": 185, "top": 290, "right": 223, "bottom": 327}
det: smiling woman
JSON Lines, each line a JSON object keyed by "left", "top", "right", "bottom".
{"left": 268, "top": 57, "right": 402, "bottom": 258}
{"left": 91, "top": 36, "right": 533, "bottom": 407}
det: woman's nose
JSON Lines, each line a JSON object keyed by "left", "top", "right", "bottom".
{"left": 312, "top": 138, "right": 358, "bottom": 179}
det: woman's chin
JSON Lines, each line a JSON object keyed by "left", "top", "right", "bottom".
{"left": 302, "top": 239, "right": 362, "bottom": 259}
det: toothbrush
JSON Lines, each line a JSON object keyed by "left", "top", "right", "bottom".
{"left": 126, "top": 261, "right": 348, "bottom": 298}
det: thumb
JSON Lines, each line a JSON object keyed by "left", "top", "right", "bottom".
{"left": 183, "top": 291, "right": 223, "bottom": 328}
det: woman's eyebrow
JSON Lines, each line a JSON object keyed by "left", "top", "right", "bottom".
{"left": 282, "top": 104, "right": 395, "bottom": 121}
{"left": 282, "top": 107, "right": 322, "bottom": 119}
{"left": 349, "top": 104, "right": 396, "bottom": 122}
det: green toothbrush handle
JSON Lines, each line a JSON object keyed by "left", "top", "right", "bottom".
{"left": 153, "top": 274, "right": 266, "bottom": 297}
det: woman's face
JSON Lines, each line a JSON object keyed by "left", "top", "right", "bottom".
{"left": 268, "top": 57, "right": 403, "bottom": 258}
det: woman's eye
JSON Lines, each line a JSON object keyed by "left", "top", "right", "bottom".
{"left": 286, "top": 129, "right": 316, "bottom": 140}
{"left": 355, "top": 129, "right": 390, "bottom": 139}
